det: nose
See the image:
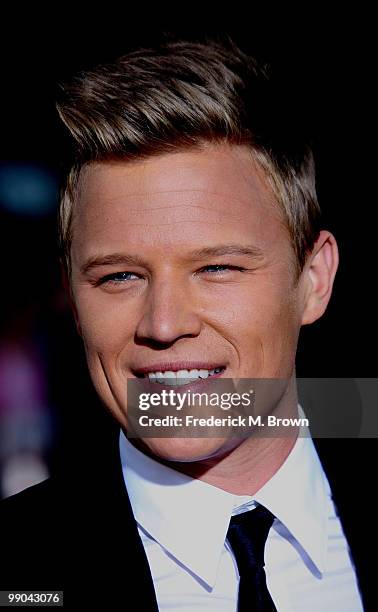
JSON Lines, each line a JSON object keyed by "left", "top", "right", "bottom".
{"left": 135, "top": 274, "right": 202, "bottom": 345}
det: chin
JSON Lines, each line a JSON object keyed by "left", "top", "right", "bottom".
{"left": 139, "top": 436, "right": 238, "bottom": 463}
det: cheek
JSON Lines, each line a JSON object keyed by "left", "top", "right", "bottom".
{"left": 226, "top": 279, "right": 300, "bottom": 372}
{"left": 218, "top": 275, "right": 298, "bottom": 330}
{"left": 252, "top": 295, "right": 300, "bottom": 373}
{"left": 74, "top": 289, "right": 136, "bottom": 353}
{"left": 258, "top": 300, "right": 299, "bottom": 347}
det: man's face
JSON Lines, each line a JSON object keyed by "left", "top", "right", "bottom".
{"left": 70, "top": 144, "right": 309, "bottom": 461}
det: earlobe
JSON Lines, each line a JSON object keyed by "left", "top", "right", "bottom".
{"left": 301, "top": 231, "right": 339, "bottom": 325}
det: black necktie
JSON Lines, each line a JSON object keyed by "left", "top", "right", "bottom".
{"left": 226, "top": 504, "right": 277, "bottom": 611}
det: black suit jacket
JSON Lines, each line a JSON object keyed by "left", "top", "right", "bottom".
{"left": 0, "top": 422, "right": 372, "bottom": 610}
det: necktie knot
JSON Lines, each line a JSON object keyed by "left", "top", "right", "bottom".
{"left": 227, "top": 504, "right": 275, "bottom": 570}
{"left": 226, "top": 504, "right": 277, "bottom": 611}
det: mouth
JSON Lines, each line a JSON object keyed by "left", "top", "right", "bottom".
{"left": 132, "top": 363, "right": 227, "bottom": 387}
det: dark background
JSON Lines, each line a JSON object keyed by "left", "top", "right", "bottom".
{"left": 0, "top": 18, "right": 376, "bottom": 459}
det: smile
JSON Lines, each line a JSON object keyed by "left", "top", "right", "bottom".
{"left": 132, "top": 363, "right": 227, "bottom": 387}
{"left": 145, "top": 367, "right": 224, "bottom": 385}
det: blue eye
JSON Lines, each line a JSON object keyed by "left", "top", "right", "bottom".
{"left": 98, "top": 271, "right": 140, "bottom": 285}
{"left": 200, "top": 265, "right": 245, "bottom": 274}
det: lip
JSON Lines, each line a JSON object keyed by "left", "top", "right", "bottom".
{"left": 131, "top": 362, "right": 227, "bottom": 377}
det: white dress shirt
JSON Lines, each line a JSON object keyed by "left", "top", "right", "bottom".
{"left": 119, "top": 430, "right": 363, "bottom": 611}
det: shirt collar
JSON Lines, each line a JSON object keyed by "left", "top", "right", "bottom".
{"left": 119, "top": 433, "right": 235, "bottom": 586}
{"left": 253, "top": 432, "right": 329, "bottom": 575}
{"left": 119, "top": 422, "right": 329, "bottom": 586}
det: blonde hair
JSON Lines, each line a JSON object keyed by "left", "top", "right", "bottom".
{"left": 57, "top": 38, "right": 320, "bottom": 276}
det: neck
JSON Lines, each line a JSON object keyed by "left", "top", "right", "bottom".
{"left": 166, "top": 434, "right": 298, "bottom": 495}
{"left": 131, "top": 375, "right": 300, "bottom": 495}
{"left": 171, "top": 374, "right": 299, "bottom": 494}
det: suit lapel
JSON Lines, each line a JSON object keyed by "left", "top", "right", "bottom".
{"left": 62, "top": 421, "right": 159, "bottom": 610}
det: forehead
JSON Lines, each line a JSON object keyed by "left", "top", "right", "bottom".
{"left": 71, "top": 144, "right": 289, "bottom": 262}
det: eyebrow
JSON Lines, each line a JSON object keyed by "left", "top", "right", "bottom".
{"left": 80, "top": 244, "right": 265, "bottom": 275}
{"left": 188, "top": 245, "right": 264, "bottom": 261}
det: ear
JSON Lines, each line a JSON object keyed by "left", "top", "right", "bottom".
{"left": 60, "top": 258, "right": 83, "bottom": 338}
{"left": 301, "top": 230, "right": 339, "bottom": 325}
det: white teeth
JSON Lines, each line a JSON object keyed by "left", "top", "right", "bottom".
{"left": 162, "top": 371, "right": 178, "bottom": 386}
{"left": 144, "top": 367, "right": 223, "bottom": 384}
{"left": 177, "top": 370, "right": 190, "bottom": 377}
{"left": 198, "top": 369, "right": 209, "bottom": 378}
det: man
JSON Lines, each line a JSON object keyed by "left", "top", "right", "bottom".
{"left": 0, "top": 38, "right": 366, "bottom": 610}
